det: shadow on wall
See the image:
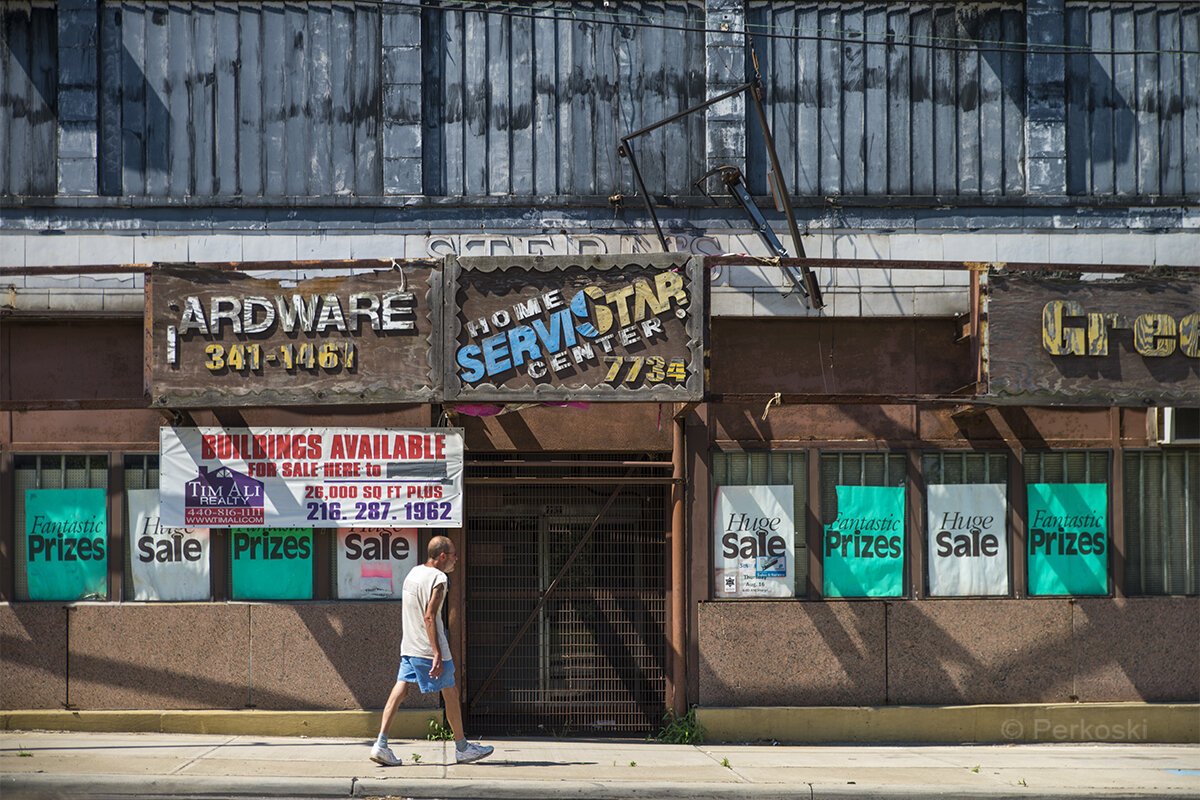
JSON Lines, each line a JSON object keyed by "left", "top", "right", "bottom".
{"left": 0, "top": 603, "right": 432, "bottom": 711}
{"left": 697, "top": 597, "right": 1200, "bottom": 707}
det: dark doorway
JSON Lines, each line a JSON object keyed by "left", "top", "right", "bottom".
{"left": 463, "top": 453, "right": 669, "bottom": 737}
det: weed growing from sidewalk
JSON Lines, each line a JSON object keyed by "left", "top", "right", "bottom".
{"left": 721, "top": 757, "right": 731, "bottom": 769}
{"left": 655, "top": 707, "right": 705, "bottom": 745}
{"left": 17, "top": 748, "right": 32, "bottom": 758}
{"left": 971, "top": 765, "right": 980, "bottom": 773}
{"left": 411, "top": 753, "right": 422, "bottom": 764}
{"left": 426, "top": 718, "right": 454, "bottom": 741}
{"left": 630, "top": 761, "right": 637, "bottom": 767}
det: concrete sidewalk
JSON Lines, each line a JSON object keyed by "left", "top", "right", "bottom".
{"left": 2, "top": 730, "right": 1199, "bottom": 799}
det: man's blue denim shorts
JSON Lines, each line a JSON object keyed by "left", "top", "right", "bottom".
{"left": 398, "top": 655, "right": 455, "bottom": 693}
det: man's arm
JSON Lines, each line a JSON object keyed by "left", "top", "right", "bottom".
{"left": 424, "top": 583, "right": 446, "bottom": 677}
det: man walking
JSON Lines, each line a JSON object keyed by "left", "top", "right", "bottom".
{"left": 370, "top": 535, "right": 493, "bottom": 766}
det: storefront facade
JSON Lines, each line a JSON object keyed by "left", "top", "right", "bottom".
{"left": 2, "top": 0, "right": 1198, "bottom": 740}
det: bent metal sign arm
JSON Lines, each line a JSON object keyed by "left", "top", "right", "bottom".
{"left": 443, "top": 255, "right": 705, "bottom": 402}
{"left": 984, "top": 269, "right": 1199, "bottom": 405}
{"left": 146, "top": 264, "right": 442, "bottom": 407}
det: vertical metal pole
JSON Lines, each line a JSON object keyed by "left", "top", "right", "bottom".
{"left": 970, "top": 269, "right": 982, "bottom": 387}
{"left": 1110, "top": 409, "right": 1126, "bottom": 598}
{"left": 670, "top": 406, "right": 686, "bottom": 716}
{"left": 685, "top": 404, "right": 710, "bottom": 706}
{"left": 0, "top": 445, "right": 13, "bottom": 602}
{"left": 108, "top": 453, "right": 124, "bottom": 602}
{"left": 0, "top": 324, "right": 12, "bottom": 601}
{"left": 906, "top": 448, "right": 924, "bottom": 599}
{"left": 806, "top": 448, "right": 822, "bottom": 599}
{"left": 1011, "top": 447, "right": 1027, "bottom": 599}
{"left": 449, "top": 526, "right": 467, "bottom": 696}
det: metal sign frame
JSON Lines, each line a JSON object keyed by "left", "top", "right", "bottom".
{"left": 145, "top": 263, "right": 443, "bottom": 408}
{"left": 443, "top": 254, "right": 706, "bottom": 403}
{"left": 983, "top": 268, "right": 1200, "bottom": 406}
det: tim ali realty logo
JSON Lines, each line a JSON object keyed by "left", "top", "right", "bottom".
{"left": 185, "top": 465, "right": 265, "bottom": 525}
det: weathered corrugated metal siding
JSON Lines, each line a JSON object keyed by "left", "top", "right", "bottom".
{"left": 422, "top": 0, "right": 706, "bottom": 197}
{"left": 98, "top": 0, "right": 382, "bottom": 197}
{"left": 0, "top": 1, "right": 57, "bottom": 196}
{"left": 1066, "top": 1, "right": 1199, "bottom": 197}
{"left": 747, "top": 1, "right": 1026, "bottom": 197}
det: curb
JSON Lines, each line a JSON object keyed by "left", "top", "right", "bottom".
{"left": 4, "top": 774, "right": 1195, "bottom": 800}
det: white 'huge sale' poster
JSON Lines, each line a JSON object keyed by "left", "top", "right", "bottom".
{"left": 127, "top": 489, "right": 211, "bottom": 601}
{"left": 714, "top": 485, "right": 795, "bottom": 598}
{"left": 336, "top": 528, "right": 418, "bottom": 599}
{"left": 926, "top": 483, "right": 1009, "bottom": 596}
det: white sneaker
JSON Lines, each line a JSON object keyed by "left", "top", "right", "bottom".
{"left": 455, "top": 741, "right": 494, "bottom": 764}
{"left": 369, "top": 742, "right": 402, "bottom": 766}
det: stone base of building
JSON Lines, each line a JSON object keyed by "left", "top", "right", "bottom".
{"left": 0, "top": 709, "right": 439, "bottom": 739}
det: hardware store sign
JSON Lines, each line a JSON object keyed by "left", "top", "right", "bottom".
{"left": 445, "top": 255, "right": 704, "bottom": 401}
{"left": 159, "top": 427, "right": 464, "bottom": 528}
{"left": 147, "top": 264, "right": 441, "bottom": 407}
{"left": 985, "top": 270, "right": 1199, "bottom": 405}
{"left": 714, "top": 486, "right": 796, "bottom": 598}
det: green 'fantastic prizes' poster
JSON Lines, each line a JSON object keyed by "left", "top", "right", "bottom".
{"left": 1027, "top": 483, "right": 1108, "bottom": 596}
{"left": 25, "top": 489, "right": 108, "bottom": 600}
{"left": 230, "top": 528, "right": 314, "bottom": 600}
{"left": 823, "top": 485, "right": 906, "bottom": 597}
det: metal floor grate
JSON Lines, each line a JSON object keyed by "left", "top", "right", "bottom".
{"left": 464, "top": 453, "right": 668, "bottom": 737}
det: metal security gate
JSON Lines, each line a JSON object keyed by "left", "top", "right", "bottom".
{"left": 463, "top": 454, "right": 669, "bottom": 737}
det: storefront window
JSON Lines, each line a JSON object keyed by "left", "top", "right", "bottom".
{"left": 13, "top": 454, "right": 109, "bottom": 601}
{"left": 923, "top": 453, "right": 1010, "bottom": 597}
{"left": 819, "top": 453, "right": 906, "bottom": 598}
{"left": 230, "top": 528, "right": 315, "bottom": 600}
{"left": 1124, "top": 449, "right": 1200, "bottom": 596}
{"left": 1024, "top": 451, "right": 1110, "bottom": 597}
{"left": 712, "top": 451, "right": 807, "bottom": 598}
{"left": 124, "top": 455, "right": 212, "bottom": 602}
{"left": 333, "top": 527, "right": 420, "bottom": 599}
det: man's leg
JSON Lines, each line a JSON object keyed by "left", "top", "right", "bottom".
{"left": 439, "top": 683, "right": 466, "bottom": 741}
{"left": 378, "top": 680, "right": 411, "bottom": 739}
{"left": 441, "top": 684, "right": 493, "bottom": 763}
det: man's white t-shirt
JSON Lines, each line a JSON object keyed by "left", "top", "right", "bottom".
{"left": 400, "top": 564, "right": 452, "bottom": 660}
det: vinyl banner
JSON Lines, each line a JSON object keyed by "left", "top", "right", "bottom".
{"left": 230, "top": 528, "right": 313, "bottom": 600}
{"left": 926, "top": 484, "right": 1009, "bottom": 597}
{"left": 1027, "top": 483, "right": 1109, "bottom": 596}
{"left": 159, "top": 427, "right": 464, "bottom": 528}
{"left": 127, "top": 489, "right": 210, "bottom": 601}
{"left": 336, "top": 528, "right": 418, "bottom": 599}
{"left": 823, "top": 485, "right": 905, "bottom": 598}
{"left": 713, "top": 486, "right": 795, "bottom": 598}
{"left": 25, "top": 488, "right": 108, "bottom": 601}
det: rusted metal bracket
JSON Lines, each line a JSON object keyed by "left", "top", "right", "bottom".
{"left": 618, "top": 61, "right": 824, "bottom": 310}
{"left": 156, "top": 407, "right": 196, "bottom": 428}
